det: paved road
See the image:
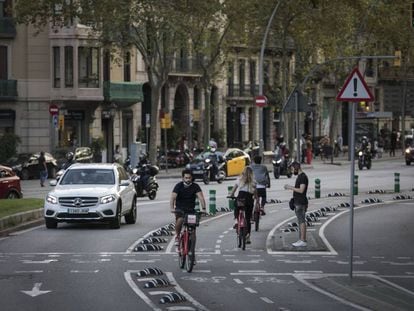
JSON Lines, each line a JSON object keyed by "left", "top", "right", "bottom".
{"left": 0, "top": 156, "right": 413, "bottom": 310}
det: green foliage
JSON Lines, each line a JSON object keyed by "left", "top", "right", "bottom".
{"left": 0, "top": 133, "right": 21, "bottom": 163}
{"left": 89, "top": 136, "right": 105, "bottom": 162}
{"left": 0, "top": 199, "right": 43, "bottom": 219}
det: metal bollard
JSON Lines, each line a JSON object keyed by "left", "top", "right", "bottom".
{"left": 209, "top": 189, "right": 216, "bottom": 214}
{"left": 315, "top": 178, "right": 321, "bottom": 198}
{"left": 353, "top": 175, "right": 358, "bottom": 195}
{"left": 394, "top": 172, "right": 400, "bottom": 193}
{"left": 228, "top": 186, "right": 234, "bottom": 210}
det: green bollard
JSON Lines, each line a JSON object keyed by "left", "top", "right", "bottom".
{"left": 228, "top": 186, "right": 234, "bottom": 210}
{"left": 315, "top": 178, "right": 321, "bottom": 199}
{"left": 353, "top": 175, "right": 359, "bottom": 195}
{"left": 209, "top": 189, "right": 217, "bottom": 214}
{"left": 195, "top": 197, "right": 200, "bottom": 212}
{"left": 394, "top": 172, "right": 400, "bottom": 193}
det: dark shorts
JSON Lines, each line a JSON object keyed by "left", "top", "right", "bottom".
{"left": 174, "top": 208, "right": 195, "bottom": 219}
{"left": 295, "top": 204, "right": 308, "bottom": 224}
{"left": 256, "top": 188, "right": 267, "bottom": 206}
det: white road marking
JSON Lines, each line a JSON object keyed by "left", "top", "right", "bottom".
{"left": 21, "top": 259, "right": 58, "bottom": 264}
{"left": 123, "top": 259, "right": 160, "bottom": 263}
{"left": 124, "top": 270, "right": 162, "bottom": 311}
{"left": 226, "top": 259, "right": 264, "bottom": 264}
{"left": 244, "top": 287, "right": 257, "bottom": 294}
{"left": 166, "top": 307, "right": 197, "bottom": 311}
{"left": 149, "top": 290, "right": 172, "bottom": 295}
{"left": 15, "top": 270, "right": 43, "bottom": 273}
{"left": 21, "top": 282, "right": 52, "bottom": 297}
{"left": 381, "top": 261, "right": 414, "bottom": 266}
{"left": 70, "top": 270, "right": 99, "bottom": 273}
{"left": 260, "top": 297, "right": 274, "bottom": 304}
{"left": 233, "top": 278, "right": 243, "bottom": 284}
{"left": 277, "top": 259, "right": 315, "bottom": 264}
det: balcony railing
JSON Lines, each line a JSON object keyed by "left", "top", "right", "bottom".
{"left": 170, "top": 57, "right": 203, "bottom": 75}
{"left": 0, "top": 18, "right": 16, "bottom": 38}
{"left": 378, "top": 66, "right": 414, "bottom": 80}
{"left": 0, "top": 80, "right": 17, "bottom": 100}
{"left": 103, "top": 81, "right": 143, "bottom": 103}
{"left": 227, "top": 84, "right": 259, "bottom": 97}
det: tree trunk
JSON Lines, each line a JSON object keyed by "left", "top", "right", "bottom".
{"left": 148, "top": 83, "right": 162, "bottom": 164}
{"left": 203, "top": 86, "right": 212, "bottom": 148}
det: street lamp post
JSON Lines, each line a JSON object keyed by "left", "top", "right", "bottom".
{"left": 258, "top": 0, "right": 284, "bottom": 156}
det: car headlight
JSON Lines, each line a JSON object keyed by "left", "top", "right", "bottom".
{"left": 358, "top": 151, "right": 363, "bottom": 156}
{"left": 46, "top": 195, "right": 58, "bottom": 204}
{"left": 101, "top": 194, "right": 116, "bottom": 204}
{"left": 185, "top": 164, "right": 190, "bottom": 169}
{"left": 276, "top": 159, "right": 282, "bottom": 164}
{"left": 406, "top": 148, "right": 410, "bottom": 154}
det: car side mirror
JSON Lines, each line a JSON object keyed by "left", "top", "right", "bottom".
{"left": 120, "top": 180, "right": 130, "bottom": 187}
{"left": 49, "top": 180, "right": 57, "bottom": 187}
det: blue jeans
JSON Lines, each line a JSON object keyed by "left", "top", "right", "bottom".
{"left": 40, "top": 170, "right": 48, "bottom": 185}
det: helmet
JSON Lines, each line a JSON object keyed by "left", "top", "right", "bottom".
{"left": 66, "top": 152, "right": 74, "bottom": 161}
{"left": 280, "top": 142, "right": 286, "bottom": 147}
{"left": 210, "top": 147, "right": 217, "bottom": 153}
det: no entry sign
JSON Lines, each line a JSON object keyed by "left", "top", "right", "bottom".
{"left": 255, "top": 95, "right": 267, "bottom": 107}
{"left": 49, "top": 104, "right": 59, "bottom": 115}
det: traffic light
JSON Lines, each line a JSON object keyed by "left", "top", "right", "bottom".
{"left": 394, "top": 50, "right": 401, "bottom": 67}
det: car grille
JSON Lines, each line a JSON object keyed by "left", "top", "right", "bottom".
{"left": 56, "top": 212, "right": 101, "bottom": 219}
{"left": 59, "top": 197, "right": 99, "bottom": 208}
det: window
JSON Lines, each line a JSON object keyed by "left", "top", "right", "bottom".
{"left": 0, "top": 45, "right": 7, "bottom": 80}
{"left": 249, "top": 60, "right": 256, "bottom": 95}
{"left": 239, "top": 59, "right": 245, "bottom": 96}
{"left": 53, "top": 47, "right": 60, "bottom": 88}
{"left": 0, "top": 0, "right": 12, "bottom": 18}
{"left": 78, "top": 47, "right": 99, "bottom": 88}
{"left": 123, "top": 52, "right": 131, "bottom": 82}
{"left": 64, "top": 46, "right": 73, "bottom": 87}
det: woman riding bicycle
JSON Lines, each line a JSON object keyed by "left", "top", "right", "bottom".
{"left": 170, "top": 169, "right": 206, "bottom": 245}
{"left": 228, "top": 166, "right": 259, "bottom": 244}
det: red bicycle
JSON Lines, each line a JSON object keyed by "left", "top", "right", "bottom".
{"left": 174, "top": 211, "right": 202, "bottom": 272}
{"left": 228, "top": 196, "right": 247, "bottom": 250}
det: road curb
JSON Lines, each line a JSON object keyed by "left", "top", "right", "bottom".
{"left": 0, "top": 208, "right": 43, "bottom": 237}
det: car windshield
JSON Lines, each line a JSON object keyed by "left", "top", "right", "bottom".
{"left": 60, "top": 169, "right": 115, "bottom": 185}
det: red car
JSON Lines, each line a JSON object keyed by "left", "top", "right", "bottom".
{"left": 0, "top": 165, "right": 22, "bottom": 199}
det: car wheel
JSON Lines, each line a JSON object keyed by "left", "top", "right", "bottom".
{"left": 7, "top": 191, "right": 20, "bottom": 199}
{"left": 110, "top": 202, "right": 122, "bottom": 229}
{"left": 21, "top": 169, "right": 30, "bottom": 180}
{"left": 45, "top": 218, "right": 58, "bottom": 229}
{"left": 125, "top": 197, "right": 137, "bottom": 224}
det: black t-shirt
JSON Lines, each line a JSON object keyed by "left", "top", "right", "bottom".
{"left": 293, "top": 172, "right": 308, "bottom": 205}
{"left": 173, "top": 182, "right": 202, "bottom": 212}
{"left": 38, "top": 154, "right": 47, "bottom": 171}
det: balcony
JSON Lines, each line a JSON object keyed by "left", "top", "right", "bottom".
{"left": 0, "top": 18, "right": 16, "bottom": 38}
{"left": 169, "top": 57, "right": 203, "bottom": 75}
{"left": 0, "top": 80, "right": 17, "bottom": 100}
{"left": 227, "top": 84, "right": 259, "bottom": 98}
{"left": 103, "top": 81, "right": 143, "bottom": 103}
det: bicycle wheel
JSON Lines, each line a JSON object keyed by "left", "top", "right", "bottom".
{"left": 185, "top": 231, "right": 196, "bottom": 272}
{"left": 239, "top": 226, "right": 246, "bottom": 250}
{"left": 178, "top": 233, "right": 186, "bottom": 269}
{"left": 254, "top": 210, "right": 260, "bottom": 232}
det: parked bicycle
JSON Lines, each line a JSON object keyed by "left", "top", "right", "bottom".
{"left": 174, "top": 210, "right": 204, "bottom": 272}
{"left": 228, "top": 196, "right": 247, "bottom": 250}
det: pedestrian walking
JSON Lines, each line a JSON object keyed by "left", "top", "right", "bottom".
{"left": 228, "top": 166, "right": 259, "bottom": 244}
{"left": 306, "top": 135, "right": 313, "bottom": 164}
{"left": 170, "top": 169, "right": 206, "bottom": 246}
{"left": 390, "top": 129, "right": 397, "bottom": 157}
{"left": 250, "top": 155, "right": 270, "bottom": 215}
{"left": 38, "top": 151, "right": 48, "bottom": 187}
{"left": 284, "top": 161, "right": 309, "bottom": 247}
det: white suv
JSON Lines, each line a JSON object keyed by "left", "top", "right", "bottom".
{"left": 44, "top": 163, "right": 137, "bottom": 229}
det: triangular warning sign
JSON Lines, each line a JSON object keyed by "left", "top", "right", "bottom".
{"left": 336, "top": 67, "right": 374, "bottom": 102}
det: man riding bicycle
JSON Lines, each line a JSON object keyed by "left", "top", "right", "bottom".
{"left": 250, "top": 155, "right": 270, "bottom": 215}
{"left": 170, "top": 169, "right": 206, "bottom": 246}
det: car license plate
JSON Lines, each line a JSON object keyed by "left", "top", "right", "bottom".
{"left": 193, "top": 170, "right": 203, "bottom": 174}
{"left": 68, "top": 208, "right": 89, "bottom": 214}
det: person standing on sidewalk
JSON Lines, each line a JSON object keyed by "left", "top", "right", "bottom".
{"left": 250, "top": 155, "right": 270, "bottom": 215}
{"left": 38, "top": 151, "right": 48, "bottom": 187}
{"left": 170, "top": 169, "right": 206, "bottom": 245}
{"left": 284, "top": 161, "right": 309, "bottom": 247}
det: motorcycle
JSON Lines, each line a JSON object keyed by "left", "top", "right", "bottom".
{"left": 272, "top": 146, "right": 292, "bottom": 179}
{"left": 202, "top": 157, "right": 225, "bottom": 184}
{"left": 130, "top": 164, "right": 159, "bottom": 200}
{"left": 357, "top": 148, "right": 372, "bottom": 170}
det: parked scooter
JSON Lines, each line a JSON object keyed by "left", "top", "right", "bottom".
{"left": 130, "top": 163, "right": 159, "bottom": 200}
{"left": 272, "top": 145, "right": 292, "bottom": 179}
